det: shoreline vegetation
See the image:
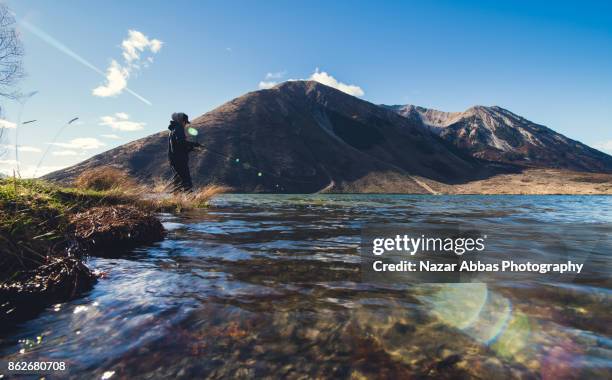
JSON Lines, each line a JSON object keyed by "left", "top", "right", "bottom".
{"left": 0, "top": 167, "right": 228, "bottom": 328}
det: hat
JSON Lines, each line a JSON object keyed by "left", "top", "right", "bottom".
{"left": 171, "top": 112, "right": 190, "bottom": 124}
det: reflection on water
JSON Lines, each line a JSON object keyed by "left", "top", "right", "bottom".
{"left": 1, "top": 195, "right": 611, "bottom": 379}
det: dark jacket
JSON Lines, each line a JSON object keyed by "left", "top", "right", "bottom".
{"left": 168, "top": 121, "right": 197, "bottom": 164}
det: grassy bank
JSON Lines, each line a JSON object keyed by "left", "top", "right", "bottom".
{"left": 0, "top": 170, "right": 228, "bottom": 327}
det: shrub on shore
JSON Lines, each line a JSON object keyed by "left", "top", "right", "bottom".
{"left": 150, "top": 184, "right": 231, "bottom": 212}
{"left": 74, "top": 169, "right": 230, "bottom": 212}
{"left": 74, "top": 166, "right": 137, "bottom": 192}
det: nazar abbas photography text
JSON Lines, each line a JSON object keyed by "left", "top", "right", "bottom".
{"left": 370, "top": 234, "right": 584, "bottom": 274}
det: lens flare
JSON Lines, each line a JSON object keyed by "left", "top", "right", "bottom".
{"left": 187, "top": 127, "right": 198, "bottom": 136}
{"left": 420, "top": 283, "right": 537, "bottom": 367}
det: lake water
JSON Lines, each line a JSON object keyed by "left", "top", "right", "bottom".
{"left": 1, "top": 195, "right": 611, "bottom": 379}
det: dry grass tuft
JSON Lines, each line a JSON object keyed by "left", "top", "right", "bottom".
{"left": 151, "top": 177, "right": 172, "bottom": 193}
{"left": 148, "top": 184, "right": 231, "bottom": 212}
{"left": 72, "top": 170, "right": 230, "bottom": 212}
{"left": 193, "top": 184, "right": 230, "bottom": 205}
{"left": 74, "top": 167, "right": 138, "bottom": 192}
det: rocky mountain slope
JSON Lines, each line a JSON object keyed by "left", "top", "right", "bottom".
{"left": 46, "top": 81, "right": 611, "bottom": 193}
{"left": 46, "top": 81, "right": 507, "bottom": 193}
{"left": 385, "top": 104, "right": 612, "bottom": 173}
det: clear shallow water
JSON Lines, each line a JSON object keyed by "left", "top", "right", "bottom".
{"left": 1, "top": 195, "right": 611, "bottom": 379}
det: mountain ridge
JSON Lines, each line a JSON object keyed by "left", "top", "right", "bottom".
{"left": 384, "top": 103, "right": 612, "bottom": 173}
{"left": 45, "top": 81, "right": 611, "bottom": 193}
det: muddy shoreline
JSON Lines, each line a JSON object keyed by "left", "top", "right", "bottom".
{"left": 1, "top": 202, "right": 165, "bottom": 329}
{"left": 0, "top": 180, "right": 170, "bottom": 330}
{"left": 0, "top": 171, "right": 227, "bottom": 330}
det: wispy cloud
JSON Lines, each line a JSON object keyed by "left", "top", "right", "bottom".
{"left": 258, "top": 81, "right": 278, "bottom": 90}
{"left": 0, "top": 144, "right": 42, "bottom": 153}
{"left": 258, "top": 70, "right": 287, "bottom": 89}
{"left": 308, "top": 68, "right": 364, "bottom": 97}
{"left": 99, "top": 113, "right": 145, "bottom": 131}
{"left": 593, "top": 140, "right": 612, "bottom": 154}
{"left": 0, "top": 119, "right": 16, "bottom": 129}
{"left": 0, "top": 160, "right": 62, "bottom": 178}
{"left": 259, "top": 68, "right": 365, "bottom": 96}
{"left": 52, "top": 150, "right": 79, "bottom": 156}
{"left": 0, "top": 162, "right": 65, "bottom": 178}
{"left": 101, "top": 134, "right": 121, "bottom": 139}
{"left": 93, "top": 30, "right": 163, "bottom": 103}
{"left": 265, "top": 71, "right": 286, "bottom": 80}
{"left": 17, "top": 19, "right": 152, "bottom": 106}
{"left": 26, "top": 165, "right": 64, "bottom": 177}
{"left": 50, "top": 137, "right": 105, "bottom": 150}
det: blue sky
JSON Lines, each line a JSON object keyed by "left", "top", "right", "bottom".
{"left": 1, "top": 0, "right": 611, "bottom": 176}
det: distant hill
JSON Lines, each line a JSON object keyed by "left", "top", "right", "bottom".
{"left": 45, "top": 81, "right": 611, "bottom": 193}
{"left": 385, "top": 104, "right": 612, "bottom": 173}
{"left": 45, "top": 81, "right": 507, "bottom": 193}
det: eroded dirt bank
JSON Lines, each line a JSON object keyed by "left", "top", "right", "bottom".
{"left": 0, "top": 179, "right": 165, "bottom": 328}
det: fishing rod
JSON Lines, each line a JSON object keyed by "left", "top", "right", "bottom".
{"left": 186, "top": 127, "right": 260, "bottom": 174}
{"left": 187, "top": 127, "right": 315, "bottom": 185}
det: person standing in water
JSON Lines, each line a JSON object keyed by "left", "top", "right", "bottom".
{"left": 168, "top": 112, "right": 200, "bottom": 192}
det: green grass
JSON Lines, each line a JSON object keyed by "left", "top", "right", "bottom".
{"left": 0, "top": 178, "right": 228, "bottom": 280}
{"left": 0, "top": 178, "right": 136, "bottom": 280}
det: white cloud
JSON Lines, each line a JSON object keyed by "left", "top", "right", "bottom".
{"left": 262, "top": 68, "right": 364, "bottom": 96}
{"left": 121, "top": 30, "right": 163, "bottom": 63}
{"left": 0, "top": 119, "right": 16, "bottom": 129}
{"left": 52, "top": 150, "right": 79, "bottom": 156}
{"left": 265, "top": 71, "right": 286, "bottom": 80}
{"left": 93, "top": 60, "right": 128, "bottom": 97}
{"left": 99, "top": 113, "right": 145, "bottom": 131}
{"left": 258, "top": 81, "right": 278, "bottom": 90}
{"left": 51, "top": 137, "right": 106, "bottom": 150}
{"left": 308, "top": 68, "right": 364, "bottom": 97}
{"left": 0, "top": 144, "right": 42, "bottom": 153}
{"left": 12, "top": 165, "right": 65, "bottom": 178}
{"left": 93, "top": 30, "right": 162, "bottom": 99}
{"left": 101, "top": 134, "right": 121, "bottom": 139}
{"left": 20, "top": 146, "right": 42, "bottom": 153}
{"left": 0, "top": 160, "right": 65, "bottom": 178}
{"left": 258, "top": 71, "right": 287, "bottom": 89}
{"left": 31, "top": 165, "right": 64, "bottom": 177}
{"left": 593, "top": 140, "right": 612, "bottom": 154}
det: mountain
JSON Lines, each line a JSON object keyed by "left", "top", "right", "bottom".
{"left": 385, "top": 104, "right": 612, "bottom": 173}
{"left": 45, "top": 81, "right": 506, "bottom": 193}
